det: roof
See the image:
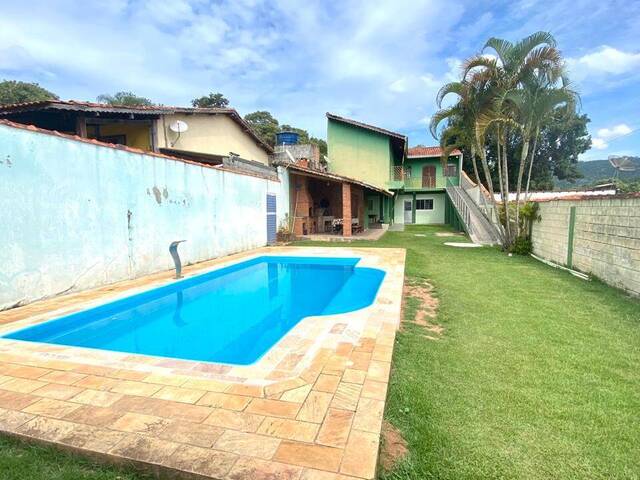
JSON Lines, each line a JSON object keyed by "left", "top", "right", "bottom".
{"left": 326, "top": 113, "right": 406, "bottom": 141}
{"left": 407, "top": 146, "right": 462, "bottom": 157}
{"left": 275, "top": 161, "right": 392, "bottom": 196}
{"left": 0, "top": 100, "right": 273, "bottom": 154}
{"left": 0, "top": 119, "right": 278, "bottom": 182}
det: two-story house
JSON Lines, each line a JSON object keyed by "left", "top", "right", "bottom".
{"left": 326, "top": 113, "right": 462, "bottom": 227}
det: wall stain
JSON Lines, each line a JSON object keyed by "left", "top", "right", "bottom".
{"left": 152, "top": 186, "right": 162, "bottom": 204}
{"left": 127, "top": 210, "right": 133, "bottom": 241}
{"left": 1, "top": 155, "right": 12, "bottom": 167}
{"left": 162, "top": 187, "right": 169, "bottom": 199}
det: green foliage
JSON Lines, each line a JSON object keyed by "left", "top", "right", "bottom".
{"left": 0, "top": 79, "right": 58, "bottom": 105}
{"left": 510, "top": 235, "right": 533, "bottom": 255}
{"left": 555, "top": 157, "right": 640, "bottom": 189}
{"left": 244, "top": 112, "right": 327, "bottom": 154}
{"left": 191, "top": 92, "right": 229, "bottom": 108}
{"left": 96, "top": 91, "right": 154, "bottom": 106}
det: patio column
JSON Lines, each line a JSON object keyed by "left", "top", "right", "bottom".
{"left": 342, "top": 182, "right": 352, "bottom": 237}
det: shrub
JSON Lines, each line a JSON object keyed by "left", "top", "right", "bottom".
{"left": 511, "top": 236, "right": 533, "bottom": 255}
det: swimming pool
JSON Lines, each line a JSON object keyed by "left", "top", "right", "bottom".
{"left": 3, "top": 256, "right": 385, "bottom": 365}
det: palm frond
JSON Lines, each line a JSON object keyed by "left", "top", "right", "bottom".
{"left": 483, "top": 37, "right": 513, "bottom": 65}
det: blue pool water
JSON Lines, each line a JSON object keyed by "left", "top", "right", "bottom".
{"left": 3, "top": 256, "right": 385, "bottom": 365}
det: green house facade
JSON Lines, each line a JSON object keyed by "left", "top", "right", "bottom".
{"left": 326, "top": 113, "right": 463, "bottom": 228}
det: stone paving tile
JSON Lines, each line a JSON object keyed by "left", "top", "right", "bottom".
{"left": 339, "top": 430, "right": 380, "bottom": 478}
{"left": 63, "top": 404, "right": 125, "bottom": 427}
{"left": 296, "top": 391, "right": 333, "bottom": 423}
{"left": 330, "top": 383, "right": 361, "bottom": 411}
{"left": 111, "top": 412, "right": 171, "bottom": 435}
{"left": 360, "top": 379, "right": 387, "bottom": 401}
{"left": 198, "top": 392, "right": 252, "bottom": 411}
{"left": 157, "top": 420, "right": 224, "bottom": 448}
{"left": 203, "top": 408, "right": 265, "bottom": 432}
{"left": 316, "top": 409, "right": 354, "bottom": 448}
{"left": 23, "top": 398, "right": 81, "bottom": 419}
{"left": 0, "top": 407, "right": 35, "bottom": 431}
{"left": 110, "top": 379, "right": 162, "bottom": 397}
{"left": 1, "top": 377, "right": 47, "bottom": 393}
{"left": 352, "top": 398, "right": 384, "bottom": 435}
{"left": 280, "top": 384, "right": 312, "bottom": 403}
{"left": 214, "top": 430, "right": 281, "bottom": 459}
{"left": 166, "top": 444, "right": 238, "bottom": 478}
{"left": 70, "top": 389, "right": 123, "bottom": 407}
{"left": 109, "top": 433, "right": 181, "bottom": 464}
{"left": 32, "top": 383, "right": 83, "bottom": 401}
{"left": 313, "top": 374, "right": 341, "bottom": 394}
{"left": 227, "top": 456, "right": 304, "bottom": 480}
{"left": 274, "top": 440, "right": 343, "bottom": 472}
{"left": 0, "top": 247, "right": 405, "bottom": 480}
{"left": 246, "top": 398, "right": 301, "bottom": 419}
{"left": 39, "top": 370, "right": 87, "bottom": 385}
{"left": 0, "top": 390, "right": 39, "bottom": 410}
{"left": 257, "top": 417, "right": 320, "bottom": 442}
{"left": 152, "top": 385, "right": 206, "bottom": 404}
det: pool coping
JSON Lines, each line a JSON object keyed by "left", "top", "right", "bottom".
{"left": 0, "top": 246, "right": 406, "bottom": 479}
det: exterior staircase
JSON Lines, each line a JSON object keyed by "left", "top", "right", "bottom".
{"left": 446, "top": 180, "right": 502, "bottom": 245}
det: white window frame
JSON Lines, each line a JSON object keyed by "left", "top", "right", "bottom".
{"left": 416, "top": 198, "right": 434, "bottom": 211}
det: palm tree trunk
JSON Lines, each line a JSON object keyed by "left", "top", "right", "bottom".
{"left": 515, "top": 134, "right": 530, "bottom": 237}
{"left": 496, "top": 126, "right": 511, "bottom": 247}
{"left": 470, "top": 144, "right": 481, "bottom": 187}
{"left": 502, "top": 129, "right": 513, "bottom": 247}
{"left": 525, "top": 127, "right": 540, "bottom": 201}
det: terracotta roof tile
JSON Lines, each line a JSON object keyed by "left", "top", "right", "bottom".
{"left": 407, "top": 146, "right": 462, "bottom": 157}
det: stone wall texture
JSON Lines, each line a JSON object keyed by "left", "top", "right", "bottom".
{"left": 531, "top": 196, "right": 640, "bottom": 297}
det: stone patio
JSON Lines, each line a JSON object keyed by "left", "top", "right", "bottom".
{"left": 0, "top": 246, "right": 405, "bottom": 479}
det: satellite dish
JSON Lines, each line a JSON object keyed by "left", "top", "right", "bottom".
{"left": 169, "top": 120, "right": 189, "bottom": 133}
{"left": 608, "top": 155, "right": 637, "bottom": 172}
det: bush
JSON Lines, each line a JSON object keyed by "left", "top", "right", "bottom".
{"left": 511, "top": 236, "right": 533, "bottom": 255}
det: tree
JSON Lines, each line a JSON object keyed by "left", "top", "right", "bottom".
{"left": 0, "top": 80, "right": 58, "bottom": 105}
{"left": 191, "top": 92, "right": 229, "bottom": 108}
{"left": 280, "top": 124, "right": 328, "bottom": 156}
{"left": 463, "top": 32, "right": 566, "bottom": 247}
{"left": 96, "top": 91, "right": 154, "bottom": 106}
{"left": 244, "top": 111, "right": 280, "bottom": 146}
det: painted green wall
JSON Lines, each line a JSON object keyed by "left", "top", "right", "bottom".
{"left": 403, "top": 156, "right": 459, "bottom": 189}
{"left": 327, "top": 119, "right": 392, "bottom": 189}
{"left": 394, "top": 192, "right": 446, "bottom": 224}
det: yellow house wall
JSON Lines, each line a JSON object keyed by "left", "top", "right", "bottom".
{"left": 87, "top": 123, "right": 151, "bottom": 150}
{"left": 156, "top": 114, "right": 269, "bottom": 164}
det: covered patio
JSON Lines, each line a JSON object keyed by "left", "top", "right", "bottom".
{"left": 283, "top": 163, "right": 393, "bottom": 239}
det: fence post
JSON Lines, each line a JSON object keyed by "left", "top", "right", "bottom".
{"left": 566, "top": 206, "right": 576, "bottom": 268}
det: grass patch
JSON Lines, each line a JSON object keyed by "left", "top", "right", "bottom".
{"left": 295, "top": 225, "right": 640, "bottom": 479}
{"left": 0, "top": 435, "right": 150, "bottom": 480}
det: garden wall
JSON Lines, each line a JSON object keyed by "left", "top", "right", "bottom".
{"left": 0, "top": 122, "right": 289, "bottom": 310}
{"left": 531, "top": 196, "right": 640, "bottom": 296}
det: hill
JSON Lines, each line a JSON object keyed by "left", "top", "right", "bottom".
{"left": 555, "top": 157, "right": 640, "bottom": 189}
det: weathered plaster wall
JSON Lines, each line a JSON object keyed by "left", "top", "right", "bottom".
{"left": 0, "top": 124, "right": 288, "bottom": 310}
{"left": 531, "top": 197, "right": 640, "bottom": 296}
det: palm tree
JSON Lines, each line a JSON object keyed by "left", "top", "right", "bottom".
{"left": 462, "top": 32, "right": 565, "bottom": 246}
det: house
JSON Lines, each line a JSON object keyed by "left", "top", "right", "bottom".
{"left": 0, "top": 100, "right": 273, "bottom": 176}
{"left": 326, "top": 113, "right": 463, "bottom": 227}
{"left": 392, "top": 145, "right": 462, "bottom": 226}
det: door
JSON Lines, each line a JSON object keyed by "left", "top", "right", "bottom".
{"left": 404, "top": 200, "right": 413, "bottom": 224}
{"left": 266, "top": 194, "right": 277, "bottom": 244}
{"left": 422, "top": 165, "right": 436, "bottom": 188}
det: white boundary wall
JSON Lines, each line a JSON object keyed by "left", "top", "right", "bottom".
{"left": 531, "top": 197, "right": 640, "bottom": 297}
{"left": 0, "top": 123, "right": 289, "bottom": 309}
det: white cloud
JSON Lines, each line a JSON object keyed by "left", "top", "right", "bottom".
{"left": 591, "top": 137, "right": 608, "bottom": 150}
{"left": 596, "top": 124, "right": 632, "bottom": 140}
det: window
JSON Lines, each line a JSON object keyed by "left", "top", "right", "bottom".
{"left": 444, "top": 164, "right": 458, "bottom": 177}
{"left": 416, "top": 199, "right": 434, "bottom": 210}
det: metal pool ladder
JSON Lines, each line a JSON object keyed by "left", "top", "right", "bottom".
{"left": 169, "top": 240, "right": 186, "bottom": 278}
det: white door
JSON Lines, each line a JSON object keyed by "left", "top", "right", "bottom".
{"left": 404, "top": 200, "right": 413, "bottom": 224}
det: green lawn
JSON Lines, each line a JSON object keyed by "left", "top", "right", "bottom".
{"left": 0, "top": 435, "right": 150, "bottom": 480}
{"left": 297, "top": 225, "right": 640, "bottom": 480}
{"left": 1, "top": 226, "right": 638, "bottom": 479}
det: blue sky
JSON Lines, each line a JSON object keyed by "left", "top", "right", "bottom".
{"left": 1, "top": 0, "right": 638, "bottom": 160}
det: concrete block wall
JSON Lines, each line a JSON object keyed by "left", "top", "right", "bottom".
{"left": 531, "top": 197, "right": 640, "bottom": 296}
{"left": 0, "top": 123, "right": 289, "bottom": 310}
